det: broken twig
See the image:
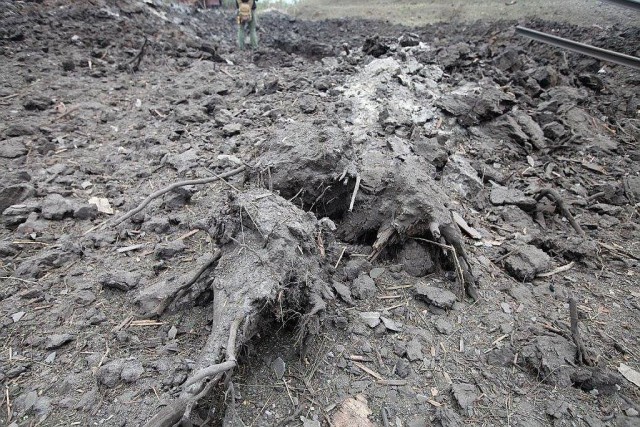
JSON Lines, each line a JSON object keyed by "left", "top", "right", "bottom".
{"left": 348, "top": 173, "right": 361, "bottom": 212}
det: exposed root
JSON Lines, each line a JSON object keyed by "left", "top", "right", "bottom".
{"left": 535, "top": 188, "right": 585, "bottom": 236}
{"left": 569, "top": 297, "right": 595, "bottom": 366}
{"left": 143, "top": 318, "right": 243, "bottom": 427}
{"left": 151, "top": 249, "right": 221, "bottom": 317}
{"left": 109, "top": 165, "right": 246, "bottom": 228}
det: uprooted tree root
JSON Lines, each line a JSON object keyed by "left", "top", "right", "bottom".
{"left": 141, "top": 189, "right": 331, "bottom": 426}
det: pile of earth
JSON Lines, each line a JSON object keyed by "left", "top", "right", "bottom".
{"left": 0, "top": 1, "right": 639, "bottom": 426}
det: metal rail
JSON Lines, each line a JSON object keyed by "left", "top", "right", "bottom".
{"left": 602, "top": 0, "right": 640, "bottom": 11}
{"left": 515, "top": 26, "right": 640, "bottom": 70}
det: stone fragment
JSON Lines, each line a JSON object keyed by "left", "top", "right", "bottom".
{"left": 99, "top": 272, "right": 140, "bottom": 292}
{"left": 271, "top": 356, "right": 285, "bottom": 380}
{"left": 442, "top": 154, "right": 483, "bottom": 198}
{"left": 521, "top": 336, "right": 576, "bottom": 387}
{"left": 0, "top": 137, "right": 28, "bottom": 158}
{"left": 167, "top": 326, "right": 177, "bottom": 340}
{"left": 41, "top": 194, "right": 74, "bottom": 220}
{"left": 222, "top": 123, "right": 242, "bottom": 137}
{"left": 359, "top": 311, "right": 381, "bottom": 328}
{"left": 120, "top": 359, "right": 144, "bottom": 383}
{"left": 405, "top": 338, "right": 423, "bottom": 361}
{"left": 45, "top": 333, "right": 75, "bottom": 350}
{"left": 332, "top": 281, "right": 354, "bottom": 304}
{"left": 381, "top": 316, "right": 402, "bottom": 332}
{"left": 24, "top": 96, "right": 52, "bottom": 111}
{"left": 398, "top": 240, "right": 435, "bottom": 277}
{"left": 490, "top": 186, "right": 537, "bottom": 210}
{"left": 143, "top": 216, "right": 171, "bottom": 234}
{"left": 73, "top": 204, "right": 98, "bottom": 220}
{"left": 96, "top": 359, "right": 125, "bottom": 388}
{"left": 504, "top": 245, "right": 551, "bottom": 281}
{"left": 434, "top": 318, "right": 454, "bottom": 335}
{"left": 369, "top": 267, "right": 384, "bottom": 279}
{"left": 352, "top": 273, "right": 376, "bottom": 299}
{"left": 154, "top": 240, "right": 186, "bottom": 260}
{"left": 395, "top": 358, "right": 411, "bottom": 378}
{"left": 414, "top": 283, "right": 457, "bottom": 309}
{"left": 0, "top": 184, "right": 35, "bottom": 214}
{"left": 12, "top": 311, "right": 25, "bottom": 322}
{"left": 452, "top": 383, "right": 478, "bottom": 413}
{"left": 299, "top": 95, "right": 317, "bottom": 114}
{"left": 4, "top": 124, "right": 36, "bottom": 137}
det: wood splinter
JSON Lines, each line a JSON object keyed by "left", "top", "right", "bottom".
{"left": 535, "top": 188, "right": 585, "bottom": 236}
{"left": 569, "top": 297, "right": 594, "bottom": 367}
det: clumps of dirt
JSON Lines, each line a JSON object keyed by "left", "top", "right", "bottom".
{"left": 1, "top": 0, "right": 639, "bottom": 426}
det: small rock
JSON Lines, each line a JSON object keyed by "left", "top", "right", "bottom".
{"left": 301, "top": 416, "right": 321, "bottom": 427}
{"left": 271, "top": 356, "right": 286, "bottom": 380}
{"left": 504, "top": 245, "right": 552, "bottom": 281}
{"left": 405, "top": 338, "right": 423, "bottom": 361}
{"left": 352, "top": 273, "right": 376, "bottom": 299}
{"left": 73, "top": 204, "right": 98, "bottom": 220}
{"left": 381, "top": 316, "right": 403, "bottom": 332}
{"left": 344, "top": 259, "right": 372, "bottom": 281}
{"left": 222, "top": 123, "right": 242, "bottom": 137}
{"left": 414, "top": 283, "right": 457, "bottom": 309}
{"left": 120, "top": 359, "right": 144, "bottom": 383}
{"left": 45, "top": 352, "right": 56, "bottom": 364}
{"left": 398, "top": 240, "right": 435, "bottom": 277}
{"left": 167, "top": 326, "right": 177, "bottom": 340}
{"left": 490, "top": 186, "right": 537, "bottom": 210}
{"left": 23, "top": 96, "right": 52, "bottom": 111}
{"left": 41, "top": 194, "right": 74, "bottom": 220}
{"left": 359, "top": 311, "right": 381, "bottom": 328}
{"left": 99, "top": 272, "right": 140, "bottom": 292}
{"left": 486, "top": 347, "right": 515, "bottom": 367}
{"left": 0, "top": 137, "right": 28, "bottom": 158}
{"left": 452, "top": 383, "right": 478, "bottom": 412}
{"left": 74, "top": 290, "right": 96, "bottom": 305}
{"left": 12, "top": 311, "right": 25, "bottom": 322}
{"left": 154, "top": 240, "right": 186, "bottom": 260}
{"left": 143, "top": 216, "right": 171, "bottom": 234}
{"left": 45, "top": 333, "right": 75, "bottom": 350}
{"left": 625, "top": 408, "right": 639, "bottom": 417}
{"left": 0, "top": 183, "right": 35, "bottom": 213}
{"left": 332, "top": 281, "right": 354, "bottom": 305}
{"left": 395, "top": 358, "right": 411, "bottom": 378}
{"left": 369, "top": 267, "right": 385, "bottom": 279}
{"left": 299, "top": 96, "right": 317, "bottom": 114}
{"left": 97, "top": 359, "right": 125, "bottom": 388}
{"left": 435, "top": 318, "right": 454, "bottom": 335}
{"left": 500, "top": 302, "right": 512, "bottom": 314}
{"left": 62, "top": 58, "right": 75, "bottom": 71}
{"left": 4, "top": 124, "right": 36, "bottom": 137}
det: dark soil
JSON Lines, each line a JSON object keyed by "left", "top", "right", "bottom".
{"left": 1, "top": 1, "right": 639, "bottom": 427}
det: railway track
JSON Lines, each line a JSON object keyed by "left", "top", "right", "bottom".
{"left": 516, "top": 0, "right": 640, "bottom": 69}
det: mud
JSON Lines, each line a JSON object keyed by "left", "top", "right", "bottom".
{"left": 1, "top": 1, "right": 639, "bottom": 426}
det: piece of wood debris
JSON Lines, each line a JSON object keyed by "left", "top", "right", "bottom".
{"left": 116, "top": 244, "right": 146, "bottom": 253}
{"left": 177, "top": 230, "right": 200, "bottom": 240}
{"left": 376, "top": 379, "right": 407, "bottom": 386}
{"left": 452, "top": 212, "right": 482, "bottom": 240}
{"left": 618, "top": 363, "right": 640, "bottom": 389}
{"left": 537, "top": 262, "right": 575, "bottom": 278}
{"left": 129, "top": 319, "right": 164, "bottom": 327}
{"left": 352, "top": 361, "right": 384, "bottom": 381}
